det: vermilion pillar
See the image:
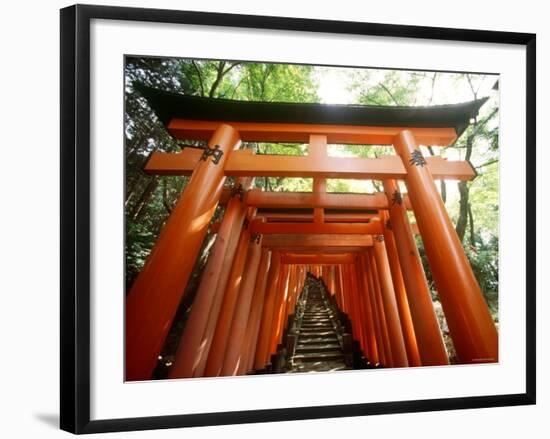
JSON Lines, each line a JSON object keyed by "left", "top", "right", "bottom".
{"left": 254, "top": 252, "right": 282, "bottom": 369}
{"left": 349, "top": 263, "right": 367, "bottom": 352}
{"left": 357, "top": 255, "right": 379, "bottom": 364}
{"left": 204, "top": 210, "right": 255, "bottom": 377}
{"left": 380, "top": 210, "right": 421, "bottom": 367}
{"left": 169, "top": 177, "right": 252, "bottom": 379}
{"left": 126, "top": 124, "right": 240, "bottom": 381}
{"left": 373, "top": 236, "right": 409, "bottom": 367}
{"left": 393, "top": 131, "right": 497, "bottom": 363}
{"left": 335, "top": 265, "right": 344, "bottom": 308}
{"left": 383, "top": 178, "right": 448, "bottom": 366}
{"left": 221, "top": 229, "right": 264, "bottom": 376}
{"left": 341, "top": 265, "right": 351, "bottom": 315}
{"left": 311, "top": 135, "right": 327, "bottom": 224}
{"left": 368, "top": 250, "right": 393, "bottom": 366}
{"left": 270, "top": 264, "right": 291, "bottom": 354}
{"left": 240, "top": 249, "right": 272, "bottom": 374}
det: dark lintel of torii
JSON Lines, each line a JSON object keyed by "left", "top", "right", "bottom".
{"left": 135, "top": 82, "right": 488, "bottom": 146}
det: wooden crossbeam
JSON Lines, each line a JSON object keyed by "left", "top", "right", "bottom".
{"left": 249, "top": 219, "right": 383, "bottom": 235}
{"left": 246, "top": 189, "right": 390, "bottom": 210}
{"left": 281, "top": 253, "right": 357, "bottom": 264}
{"left": 262, "top": 234, "right": 373, "bottom": 248}
{"left": 145, "top": 149, "right": 475, "bottom": 181}
{"left": 212, "top": 219, "right": 418, "bottom": 235}
{"left": 167, "top": 119, "right": 457, "bottom": 146}
{"left": 259, "top": 212, "right": 379, "bottom": 222}
{"left": 216, "top": 188, "right": 413, "bottom": 210}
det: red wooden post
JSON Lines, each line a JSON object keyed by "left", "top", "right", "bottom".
{"left": 254, "top": 252, "right": 282, "bottom": 369}
{"left": 221, "top": 229, "right": 264, "bottom": 376}
{"left": 357, "top": 255, "right": 380, "bottom": 364}
{"left": 349, "top": 263, "right": 367, "bottom": 352}
{"left": 126, "top": 124, "right": 240, "bottom": 381}
{"left": 269, "top": 264, "right": 291, "bottom": 354}
{"left": 381, "top": 211, "right": 421, "bottom": 366}
{"left": 373, "top": 236, "right": 409, "bottom": 367}
{"left": 168, "top": 177, "right": 252, "bottom": 379}
{"left": 383, "top": 178, "right": 448, "bottom": 366}
{"left": 204, "top": 209, "right": 256, "bottom": 377}
{"left": 368, "top": 250, "right": 392, "bottom": 366}
{"left": 393, "top": 131, "right": 497, "bottom": 363}
{"left": 240, "top": 250, "right": 272, "bottom": 374}
{"left": 310, "top": 134, "right": 327, "bottom": 224}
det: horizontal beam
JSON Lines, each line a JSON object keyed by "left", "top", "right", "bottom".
{"left": 246, "top": 189, "right": 390, "bottom": 210}
{"left": 224, "top": 151, "right": 475, "bottom": 180}
{"left": 281, "top": 253, "right": 357, "bottom": 264}
{"left": 212, "top": 220, "right": 418, "bottom": 236}
{"left": 262, "top": 234, "right": 374, "bottom": 248}
{"left": 249, "top": 219, "right": 383, "bottom": 235}
{"left": 274, "top": 247, "right": 367, "bottom": 253}
{"left": 259, "top": 212, "right": 379, "bottom": 223}
{"left": 145, "top": 149, "right": 475, "bottom": 181}
{"left": 167, "top": 119, "right": 457, "bottom": 146}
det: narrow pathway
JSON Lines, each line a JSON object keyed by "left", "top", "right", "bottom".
{"left": 290, "top": 277, "right": 349, "bottom": 373}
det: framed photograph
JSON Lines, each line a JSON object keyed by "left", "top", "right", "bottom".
{"left": 60, "top": 4, "right": 536, "bottom": 434}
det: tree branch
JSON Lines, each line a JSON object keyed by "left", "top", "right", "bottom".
{"left": 222, "top": 61, "right": 241, "bottom": 76}
{"left": 475, "top": 158, "right": 499, "bottom": 169}
{"left": 191, "top": 61, "right": 205, "bottom": 97}
{"left": 427, "top": 73, "right": 437, "bottom": 105}
{"left": 162, "top": 178, "right": 173, "bottom": 214}
{"left": 379, "top": 83, "right": 400, "bottom": 105}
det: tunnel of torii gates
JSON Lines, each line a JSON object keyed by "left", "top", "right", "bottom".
{"left": 125, "top": 84, "right": 498, "bottom": 381}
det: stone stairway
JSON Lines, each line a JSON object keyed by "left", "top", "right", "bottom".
{"left": 290, "top": 277, "right": 349, "bottom": 373}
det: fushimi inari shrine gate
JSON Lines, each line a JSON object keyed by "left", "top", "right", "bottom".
{"left": 125, "top": 85, "right": 498, "bottom": 381}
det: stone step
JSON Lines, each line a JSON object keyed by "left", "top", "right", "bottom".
{"left": 295, "top": 344, "right": 341, "bottom": 353}
{"left": 293, "top": 351, "right": 344, "bottom": 362}
{"left": 291, "top": 362, "right": 348, "bottom": 373}
{"left": 298, "top": 330, "right": 337, "bottom": 337}
{"left": 298, "top": 336, "right": 338, "bottom": 343}
{"left": 300, "top": 324, "right": 334, "bottom": 330}
{"left": 299, "top": 325, "right": 333, "bottom": 330}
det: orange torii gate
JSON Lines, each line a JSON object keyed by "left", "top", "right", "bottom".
{"left": 125, "top": 84, "right": 497, "bottom": 381}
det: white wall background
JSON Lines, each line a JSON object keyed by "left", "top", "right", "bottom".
{"left": 0, "top": 0, "right": 546, "bottom": 437}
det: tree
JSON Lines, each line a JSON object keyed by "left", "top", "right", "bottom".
{"left": 124, "top": 58, "right": 319, "bottom": 289}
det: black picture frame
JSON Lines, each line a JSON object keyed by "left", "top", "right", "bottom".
{"left": 60, "top": 4, "right": 536, "bottom": 434}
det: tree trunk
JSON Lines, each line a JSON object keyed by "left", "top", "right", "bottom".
{"left": 455, "top": 181, "right": 470, "bottom": 242}
{"left": 455, "top": 131, "right": 474, "bottom": 241}
{"left": 130, "top": 176, "right": 158, "bottom": 222}
{"left": 468, "top": 204, "right": 475, "bottom": 247}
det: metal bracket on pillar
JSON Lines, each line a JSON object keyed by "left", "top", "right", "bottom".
{"left": 391, "top": 190, "right": 403, "bottom": 205}
{"left": 250, "top": 233, "right": 261, "bottom": 244}
{"left": 230, "top": 183, "right": 245, "bottom": 200}
{"left": 409, "top": 149, "right": 427, "bottom": 167}
{"left": 375, "top": 235, "right": 385, "bottom": 242}
{"left": 200, "top": 144, "right": 224, "bottom": 165}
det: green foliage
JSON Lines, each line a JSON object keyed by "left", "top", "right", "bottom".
{"left": 125, "top": 221, "right": 156, "bottom": 291}
{"left": 124, "top": 58, "right": 320, "bottom": 290}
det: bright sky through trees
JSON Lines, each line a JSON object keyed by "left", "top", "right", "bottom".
{"left": 311, "top": 65, "right": 498, "bottom": 205}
